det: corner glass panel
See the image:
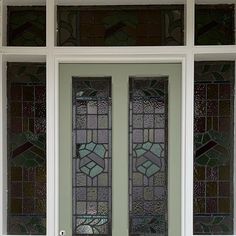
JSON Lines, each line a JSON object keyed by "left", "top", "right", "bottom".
{"left": 7, "top": 63, "right": 46, "bottom": 234}
{"left": 129, "top": 78, "right": 168, "bottom": 235}
{"left": 7, "top": 6, "right": 46, "bottom": 46}
{"left": 193, "top": 61, "right": 235, "bottom": 234}
{"left": 195, "top": 5, "right": 235, "bottom": 45}
{"left": 72, "top": 78, "right": 112, "bottom": 235}
{"left": 57, "top": 5, "right": 184, "bottom": 46}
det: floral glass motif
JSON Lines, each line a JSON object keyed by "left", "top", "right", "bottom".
{"left": 72, "top": 78, "right": 112, "bottom": 235}
{"left": 7, "top": 63, "right": 46, "bottom": 235}
{"left": 195, "top": 5, "right": 235, "bottom": 45}
{"left": 57, "top": 5, "right": 184, "bottom": 46}
{"left": 194, "top": 61, "right": 234, "bottom": 235}
{"left": 7, "top": 6, "right": 46, "bottom": 46}
{"left": 129, "top": 78, "right": 168, "bottom": 236}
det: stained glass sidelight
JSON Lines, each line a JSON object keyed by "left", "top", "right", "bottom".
{"left": 57, "top": 5, "right": 184, "bottom": 46}
{"left": 72, "top": 78, "right": 112, "bottom": 235}
{"left": 195, "top": 5, "right": 235, "bottom": 45}
{"left": 7, "top": 6, "right": 46, "bottom": 46}
{"left": 193, "top": 61, "right": 234, "bottom": 234}
{"left": 129, "top": 78, "right": 168, "bottom": 236}
{"left": 7, "top": 63, "right": 46, "bottom": 234}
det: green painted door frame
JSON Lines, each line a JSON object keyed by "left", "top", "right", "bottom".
{"left": 59, "top": 63, "right": 182, "bottom": 236}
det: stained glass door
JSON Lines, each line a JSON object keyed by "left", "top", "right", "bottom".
{"left": 59, "top": 63, "right": 182, "bottom": 236}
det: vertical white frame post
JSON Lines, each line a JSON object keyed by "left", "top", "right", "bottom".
{"left": 184, "top": 53, "right": 194, "bottom": 236}
{"left": 0, "top": 0, "right": 2, "bottom": 47}
{"left": 46, "top": 0, "right": 56, "bottom": 235}
{"left": 234, "top": 60, "right": 236, "bottom": 235}
{"left": 186, "top": 0, "right": 195, "bottom": 48}
{"left": 0, "top": 54, "right": 3, "bottom": 236}
{"left": 185, "top": 0, "right": 195, "bottom": 235}
{"left": 0, "top": 55, "right": 7, "bottom": 236}
{"left": 2, "top": 0, "right": 7, "bottom": 47}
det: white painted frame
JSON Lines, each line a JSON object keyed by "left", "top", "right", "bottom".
{"left": 0, "top": 0, "right": 235, "bottom": 236}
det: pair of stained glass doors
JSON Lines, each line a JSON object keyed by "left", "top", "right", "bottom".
{"left": 59, "top": 63, "right": 182, "bottom": 236}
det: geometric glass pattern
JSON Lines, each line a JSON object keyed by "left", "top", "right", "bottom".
{"left": 129, "top": 78, "right": 168, "bottom": 236}
{"left": 57, "top": 5, "right": 184, "bottom": 46}
{"left": 72, "top": 78, "right": 112, "bottom": 235}
{"left": 7, "top": 63, "right": 46, "bottom": 234}
{"left": 195, "top": 5, "right": 235, "bottom": 45}
{"left": 7, "top": 6, "right": 46, "bottom": 46}
{"left": 193, "top": 61, "right": 235, "bottom": 234}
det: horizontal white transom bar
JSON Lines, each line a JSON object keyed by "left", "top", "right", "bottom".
{"left": 3, "top": 0, "right": 46, "bottom": 6}
{"left": 56, "top": 0, "right": 186, "bottom": 6}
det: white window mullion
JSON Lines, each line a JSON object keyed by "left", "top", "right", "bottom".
{"left": 46, "top": 54, "right": 56, "bottom": 236}
{"left": 46, "top": 0, "right": 56, "bottom": 235}
{"left": 234, "top": 60, "right": 236, "bottom": 236}
{"left": 0, "top": 54, "right": 7, "bottom": 235}
{"left": 186, "top": 0, "right": 195, "bottom": 48}
{"left": 184, "top": 53, "right": 194, "bottom": 236}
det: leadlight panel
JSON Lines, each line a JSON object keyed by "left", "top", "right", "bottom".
{"left": 57, "top": 5, "right": 184, "bottom": 46}
{"left": 72, "top": 78, "right": 112, "bottom": 235}
{"left": 195, "top": 5, "right": 235, "bottom": 45}
{"left": 7, "top": 6, "right": 46, "bottom": 46}
{"left": 193, "top": 61, "right": 235, "bottom": 235}
{"left": 7, "top": 62, "right": 46, "bottom": 235}
{"left": 129, "top": 77, "right": 168, "bottom": 236}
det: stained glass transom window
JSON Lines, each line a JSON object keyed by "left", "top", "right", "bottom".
{"left": 7, "top": 6, "right": 46, "bottom": 46}
{"left": 195, "top": 5, "right": 235, "bottom": 45}
{"left": 129, "top": 78, "right": 168, "bottom": 235}
{"left": 57, "top": 5, "right": 184, "bottom": 46}
{"left": 7, "top": 62, "right": 46, "bottom": 234}
{"left": 72, "top": 78, "right": 112, "bottom": 235}
{"left": 193, "top": 61, "right": 235, "bottom": 234}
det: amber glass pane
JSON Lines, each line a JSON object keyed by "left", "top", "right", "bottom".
{"left": 195, "top": 5, "right": 235, "bottom": 45}
{"left": 129, "top": 78, "right": 168, "bottom": 235}
{"left": 57, "top": 5, "right": 184, "bottom": 46}
{"left": 7, "top": 63, "right": 46, "bottom": 234}
{"left": 8, "top": 6, "right": 46, "bottom": 46}
{"left": 72, "top": 78, "right": 112, "bottom": 235}
{"left": 193, "top": 61, "right": 234, "bottom": 234}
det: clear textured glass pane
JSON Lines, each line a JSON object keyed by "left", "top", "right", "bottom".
{"left": 7, "top": 63, "right": 46, "bottom": 234}
{"left": 195, "top": 5, "right": 235, "bottom": 45}
{"left": 72, "top": 78, "right": 112, "bottom": 235}
{"left": 193, "top": 61, "right": 234, "bottom": 234}
{"left": 7, "top": 6, "right": 46, "bottom": 46}
{"left": 57, "top": 5, "right": 184, "bottom": 46}
{"left": 129, "top": 78, "right": 168, "bottom": 236}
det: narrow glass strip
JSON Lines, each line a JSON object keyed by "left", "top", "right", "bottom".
{"left": 129, "top": 77, "right": 168, "bottom": 236}
{"left": 72, "top": 77, "right": 112, "bottom": 235}
{"left": 193, "top": 61, "right": 235, "bottom": 235}
{"left": 7, "top": 62, "right": 47, "bottom": 235}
